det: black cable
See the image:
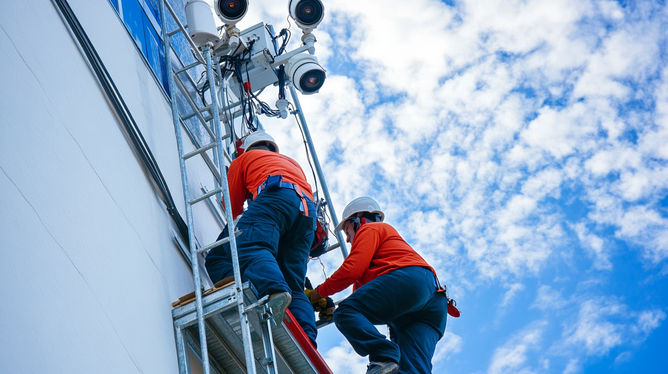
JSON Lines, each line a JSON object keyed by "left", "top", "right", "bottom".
{"left": 278, "top": 28, "right": 291, "bottom": 55}
{"left": 277, "top": 65, "right": 286, "bottom": 100}
{"left": 196, "top": 70, "right": 208, "bottom": 106}
{"left": 52, "top": 0, "right": 190, "bottom": 247}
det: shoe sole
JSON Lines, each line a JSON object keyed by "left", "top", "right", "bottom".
{"left": 367, "top": 364, "right": 399, "bottom": 374}
{"left": 267, "top": 292, "right": 292, "bottom": 325}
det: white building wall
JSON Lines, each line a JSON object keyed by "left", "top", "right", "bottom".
{"left": 0, "top": 0, "right": 222, "bottom": 372}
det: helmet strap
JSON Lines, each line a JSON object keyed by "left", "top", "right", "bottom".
{"left": 349, "top": 216, "right": 361, "bottom": 232}
{"left": 349, "top": 212, "right": 382, "bottom": 233}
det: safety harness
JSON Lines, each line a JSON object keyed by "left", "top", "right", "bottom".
{"left": 252, "top": 174, "right": 309, "bottom": 216}
{"left": 252, "top": 175, "right": 332, "bottom": 258}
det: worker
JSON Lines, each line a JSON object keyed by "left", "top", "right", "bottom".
{"left": 205, "top": 131, "right": 318, "bottom": 345}
{"left": 307, "top": 197, "right": 448, "bottom": 374}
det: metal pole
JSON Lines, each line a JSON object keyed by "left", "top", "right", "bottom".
{"left": 287, "top": 82, "right": 348, "bottom": 258}
{"left": 205, "top": 45, "right": 257, "bottom": 374}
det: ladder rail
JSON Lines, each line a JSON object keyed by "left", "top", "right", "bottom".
{"left": 160, "top": 2, "right": 214, "bottom": 373}
{"left": 203, "top": 44, "right": 259, "bottom": 374}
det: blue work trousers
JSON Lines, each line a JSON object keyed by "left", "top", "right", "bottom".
{"left": 205, "top": 188, "right": 317, "bottom": 343}
{"left": 333, "top": 266, "right": 448, "bottom": 373}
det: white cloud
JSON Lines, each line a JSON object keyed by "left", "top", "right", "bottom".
{"left": 501, "top": 282, "right": 525, "bottom": 307}
{"left": 433, "top": 331, "right": 464, "bottom": 363}
{"left": 559, "top": 299, "right": 665, "bottom": 358}
{"left": 488, "top": 321, "right": 548, "bottom": 374}
{"left": 572, "top": 222, "right": 611, "bottom": 270}
{"left": 613, "top": 351, "right": 633, "bottom": 366}
{"left": 617, "top": 206, "right": 668, "bottom": 262}
{"left": 321, "top": 341, "right": 369, "bottom": 374}
{"left": 562, "top": 299, "right": 623, "bottom": 355}
{"left": 531, "top": 285, "right": 567, "bottom": 311}
{"left": 635, "top": 309, "right": 666, "bottom": 334}
{"left": 562, "top": 358, "right": 580, "bottom": 374}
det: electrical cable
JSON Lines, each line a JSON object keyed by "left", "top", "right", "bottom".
{"left": 51, "top": 0, "right": 190, "bottom": 247}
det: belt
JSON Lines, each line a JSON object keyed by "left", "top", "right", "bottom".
{"left": 253, "top": 180, "right": 310, "bottom": 216}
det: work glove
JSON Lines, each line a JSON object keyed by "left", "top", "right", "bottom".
{"left": 304, "top": 288, "right": 328, "bottom": 311}
{"left": 319, "top": 307, "right": 334, "bottom": 322}
{"left": 318, "top": 296, "right": 336, "bottom": 322}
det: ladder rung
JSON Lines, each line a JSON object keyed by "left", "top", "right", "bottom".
{"left": 181, "top": 104, "right": 213, "bottom": 121}
{"left": 189, "top": 187, "right": 223, "bottom": 205}
{"left": 317, "top": 243, "right": 340, "bottom": 257}
{"left": 167, "top": 28, "right": 182, "bottom": 37}
{"left": 244, "top": 295, "right": 270, "bottom": 314}
{"left": 196, "top": 230, "right": 242, "bottom": 254}
{"left": 176, "top": 60, "right": 203, "bottom": 75}
{"left": 183, "top": 142, "right": 218, "bottom": 160}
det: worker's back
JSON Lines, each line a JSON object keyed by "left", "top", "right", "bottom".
{"left": 227, "top": 149, "right": 313, "bottom": 218}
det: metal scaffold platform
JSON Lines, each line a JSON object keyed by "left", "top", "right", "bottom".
{"left": 172, "top": 280, "right": 323, "bottom": 374}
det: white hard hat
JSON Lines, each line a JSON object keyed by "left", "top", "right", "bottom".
{"left": 335, "top": 197, "right": 385, "bottom": 231}
{"left": 241, "top": 131, "right": 279, "bottom": 153}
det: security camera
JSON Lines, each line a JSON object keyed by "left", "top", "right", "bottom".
{"left": 286, "top": 53, "right": 326, "bottom": 94}
{"left": 184, "top": 0, "right": 219, "bottom": 47}
{"left": 288, "top": 0, "right": 325, "bottom": 34}
{"left": 214, "top": 0, "right": 248, "bottom": 25}
{"left": 212, "top": 0, "right": 248, "bottom": 51}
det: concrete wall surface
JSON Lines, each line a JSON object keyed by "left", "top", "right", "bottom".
{"left": 0, "top": 0, "right": 223, "bottom": 372}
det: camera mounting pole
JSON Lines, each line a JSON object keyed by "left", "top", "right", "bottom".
{"left": 301, "top": 33, "right": 316, "bottom": 54}
{"left": 286, "top": 79, "right": 349, "bottom": 258}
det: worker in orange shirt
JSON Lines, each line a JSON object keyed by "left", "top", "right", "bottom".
{"left": 205, "top": 131, "right": 318, "bottom": 345}
{"left": 307, "top": 197, "right": 448, "bottom": 374}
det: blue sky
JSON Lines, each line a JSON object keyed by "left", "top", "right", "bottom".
{"left": 232, "top": 0, "right": 668, "bottom": 372}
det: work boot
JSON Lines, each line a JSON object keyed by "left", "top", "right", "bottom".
{"left": 267, "top": 292, "right": 292, "bottom": 325}
{"left": 366, "top": 361, "right": 399, "bottom": 374}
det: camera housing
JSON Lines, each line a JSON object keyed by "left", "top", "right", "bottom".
{"left": 288, "top": 0, "right": 325, "bottom": 34}
{"left": 227, "top": 23, "right": 279, "bottom": 97}
{"left": 214, "top": 0, "right": 249, "bottom": 25}
{"left": 285, "top": 53, "right": 326, "bottom": 94}
{"left": 184, "top": 0, "right": 219, "bottom": 47}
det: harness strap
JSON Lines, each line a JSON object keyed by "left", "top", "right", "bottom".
{"left": 252, "top": 178, "right": 310, "bottom": 217}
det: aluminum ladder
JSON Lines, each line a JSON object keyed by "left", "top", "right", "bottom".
{"left": 158, "top": 1, "right": 279, "bottom": 373}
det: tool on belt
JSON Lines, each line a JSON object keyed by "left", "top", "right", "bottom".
{"left": 309, "top": 198, "right": 329, "bottom": 258}
{"left": 436, "top": 279, "right": 460, "bottom": 318}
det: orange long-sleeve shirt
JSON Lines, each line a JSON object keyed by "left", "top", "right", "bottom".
{"left": 316, "top": 222, "right": 437, "bottom": 298}
{"left": 226, "top": 150, "right": 313, "bottom": 218}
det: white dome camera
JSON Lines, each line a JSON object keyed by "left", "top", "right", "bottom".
{"left": 185, "top": 0, "right": 220, "bottom": 47}
{"left": 286, "top": 54, "right": 326, "bottom": 94}
{"left": 214, "top": 0, "right": 249, "bottom": 25}
{"left": 288, "top": 0, "right": 325, "bottom": 34}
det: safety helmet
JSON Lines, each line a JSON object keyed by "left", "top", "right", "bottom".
{"left": 335, "top": 197, "right": 385, "bottom": 231}
{"left": 241, "top": 131, "right": 279, "bottom": 153}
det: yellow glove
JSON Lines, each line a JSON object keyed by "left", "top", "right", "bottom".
{"left": 319, "top": 307, "right": 335, "bottom": 322}
{"left": 304, "top": 288, "right": 328, "bottom": 312}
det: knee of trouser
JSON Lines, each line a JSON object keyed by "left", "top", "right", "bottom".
{"left": 333, "top": 303, "right": 358, "bottom": 327}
